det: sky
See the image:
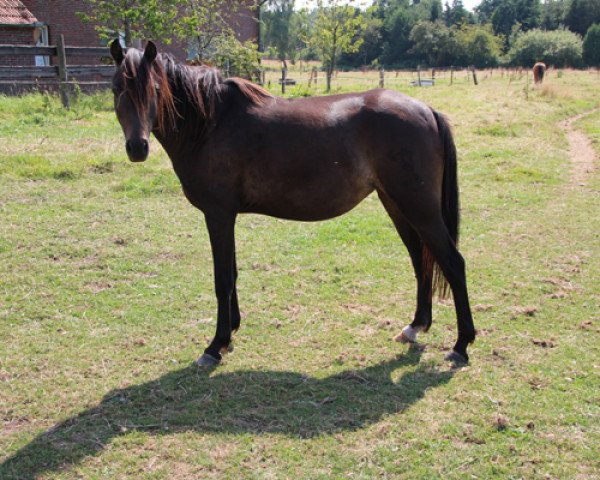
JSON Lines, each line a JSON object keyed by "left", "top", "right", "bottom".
{"left": 295, "top": 0, "right": 480, "bottom": 11}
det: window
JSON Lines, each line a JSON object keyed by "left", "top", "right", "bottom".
{"left": 34, "top": 24, "right": 49, "bottom": 66}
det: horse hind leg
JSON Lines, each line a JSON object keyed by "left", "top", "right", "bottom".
{"left": 377, "top": 190, "right": 433, "bottom": 345}
{"left": 378, "top": 189, "right": 475, "bottom": 363}
{"left": 412, "top": 218, "right": 476, "bottom": 363}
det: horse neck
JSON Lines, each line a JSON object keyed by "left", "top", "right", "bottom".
{"left": 154, "top": 71, "right": 220, "bottom": 158}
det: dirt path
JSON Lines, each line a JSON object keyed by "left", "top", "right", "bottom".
{"left": 558, "top": 109, "right": 599, "bottom": 186}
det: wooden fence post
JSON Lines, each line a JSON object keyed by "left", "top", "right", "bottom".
{"left": 471, "top": 66, "right": 478, "bottom": 85}
{"left": 450, "top": 66, "right": 454, "bottom": 85}
{"left": 379, "top": 68, "right": 384, "bottom": 88}
{"left": 308, "top": 67, "right": 316, "bottom": 86}
{"left": 417, "top": 65, "right": 421, "bottom": 86}
{"left": 56, "top": 34, "right": 70, "bottom": 108}
{"left": 281, "top": 66, "right": 287, "bottom": 94}
{"left": 432, "top": 68, "right": 435, "bottom": 85}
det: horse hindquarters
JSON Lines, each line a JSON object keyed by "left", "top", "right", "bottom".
{"left": 376, "top": 110, "right": 476, "bottom": 362}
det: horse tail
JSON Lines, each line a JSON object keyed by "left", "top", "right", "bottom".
{"left": 422, "top": 110, "right": 460, "bottom": 300}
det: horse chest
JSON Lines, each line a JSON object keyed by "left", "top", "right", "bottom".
{"left": 176, "top": 163, "right": 240, "bottom": 214}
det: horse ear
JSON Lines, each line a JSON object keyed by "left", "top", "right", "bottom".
{"left": 143, "top": 41, "right": 158, "bottom": 64}
{"left": 110, "top": 39, "right": 124, "bottom": 65}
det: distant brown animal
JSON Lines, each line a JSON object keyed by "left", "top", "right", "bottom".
{"left": 109, "top": 40, "right": 477, "bottom": 366}
{"left": 533, "top": 62, "right": 546, "bottom": 84}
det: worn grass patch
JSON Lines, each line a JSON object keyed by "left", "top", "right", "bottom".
{"left": 1, "top": 70, "right": 599, "bottom": 479}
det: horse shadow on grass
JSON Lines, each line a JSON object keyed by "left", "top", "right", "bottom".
{"left": 1, "top": 346, "right": 455, "bottom": 479}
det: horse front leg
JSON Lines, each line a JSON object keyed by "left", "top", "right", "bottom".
{"left": 197, "top": 213, "right": 237, "bottom": 366}
{"left": 225, "top": 248, "right": 241, "bottom": 353}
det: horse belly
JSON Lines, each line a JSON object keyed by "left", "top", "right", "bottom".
{"left": 241, "top": 154, "right": 373, "bottom": 221}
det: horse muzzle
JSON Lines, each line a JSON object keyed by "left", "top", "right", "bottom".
{"left": 125, "top": 138, "right": 149, "bottom": 162}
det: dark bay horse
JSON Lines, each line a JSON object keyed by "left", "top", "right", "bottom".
{"left": 109, "top": 40, "right": 476, "bottom": 366}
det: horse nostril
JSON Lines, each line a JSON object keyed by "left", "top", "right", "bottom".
{"left": 125, "top": 140, "right": 133, "bottom": 154}
{"left": 141, "top": 139, "right": 149, "bottom": 152}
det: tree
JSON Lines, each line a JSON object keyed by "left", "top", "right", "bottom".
{"left": 491, "top": 0, "right": 540, "bottom": 38}
{"left": 430, "top": 0, "right": 443, "bottom": 21}
{"left": 307, "top": 0, "right": 366, "bottom": 91}
{"left": 83, "top": 0, "right": 262, "bottom": 77}
{"left": 381, "top": 6, "right": 415, "bottom": 65}
{"left": 583, "top": 23, "right": 600, "bottom": 66}
{"left": 475, "top": 0, "right": 503, "bottom": 23}
{"left": 81, "top": 0, "right": 179, "bottom": 47}
{"left": 264, "top": 0, "right": 296, "bottom": 64}
{"left": 540, "top": 0, "right": 568, "bottom": 30}
{"left": 514, "top": 0, "right": 541, "bottom": 31}
{"left": 491, "top": 1, "right": 517, "bottom": 37}
{"left": 565, "top": 0, "right": 600, "bottom": 36}
{"left": 175, "top": 0, "right": 243, "bottom": 62}
{"left": 343, "top": 8, "right": 384, "bottom": 66}
{"left": 456, "top": 24, "right": 502, "bottom": 67}
{"left": 444, "top": 0, "right": 469, "bottom": 26}
{"left": 409, "top": 20, "right": 460, "bottom": 66}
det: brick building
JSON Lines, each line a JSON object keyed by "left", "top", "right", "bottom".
{"left": 0, "top": 0, "right": 40, "bottom": 66}
{"left": 0, "top": 0, "right": 260, "bottom": 66}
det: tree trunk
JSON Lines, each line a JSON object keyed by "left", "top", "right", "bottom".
{"left": 124, "top": 18, "right": 132, "bottom": 48}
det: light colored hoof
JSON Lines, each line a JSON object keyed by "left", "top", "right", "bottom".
{"left": 195, "top": 352, "right": 221, "bottom": 367}
{"left": 395, "top": 325, "right": 422, "bottom": 343}
{"left": 395, "top": 332, "right": 415, "bottom": 343}
{"left": 444, "top": 350, "right": 469, "bottom": 365}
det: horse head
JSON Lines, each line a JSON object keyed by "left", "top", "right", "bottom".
{"left": 110, "top": 40, "right": 174, "bottom": 162}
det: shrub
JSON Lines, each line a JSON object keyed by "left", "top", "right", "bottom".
{"left": 507, "top": 29, "right": 583, "bottom": 67}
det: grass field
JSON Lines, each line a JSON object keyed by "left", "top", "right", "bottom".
{"left": 0, "top": 69, "right": 598, "bottom": 479}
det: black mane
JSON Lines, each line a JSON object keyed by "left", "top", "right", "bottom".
{"left": 159, "top": 54, "right": 273, "bottom": 126}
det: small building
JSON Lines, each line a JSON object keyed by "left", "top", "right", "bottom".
{"left": 0, "top": 0, "right": 44, "bottom": 66}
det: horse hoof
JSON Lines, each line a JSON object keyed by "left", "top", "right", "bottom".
{"left": 395, "top": 331, "right": 415, "bottom": 344}
{"left": 444, "top": 350, "right": 469, "bottom": 365}
{"left": 395, "top": 325, "right": 421, "bottom": 343}
{"left": 195, "top": 353, "right": 221, "bottom": 367}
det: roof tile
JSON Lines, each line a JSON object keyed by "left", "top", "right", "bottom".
{"left": 0, "top": 0, "right": 37, "bottom": 25}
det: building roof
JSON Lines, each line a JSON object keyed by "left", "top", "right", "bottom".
{"left": 0, "top": 0, "right": 37, "bottom": 25}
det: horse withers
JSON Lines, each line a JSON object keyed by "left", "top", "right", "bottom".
{"left": 109, "top": 40, "right": 476, "bottom": 366}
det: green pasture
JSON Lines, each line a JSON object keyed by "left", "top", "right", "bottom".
{"left": 0, "top": 69, "right": 598, "bottom": 479}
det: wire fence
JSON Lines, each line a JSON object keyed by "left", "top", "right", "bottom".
{"left": 259, "top": 63, "right": 600, "bottom": 94}
{"left": 261, "top": 67, "right": 484, "bottom": 92}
